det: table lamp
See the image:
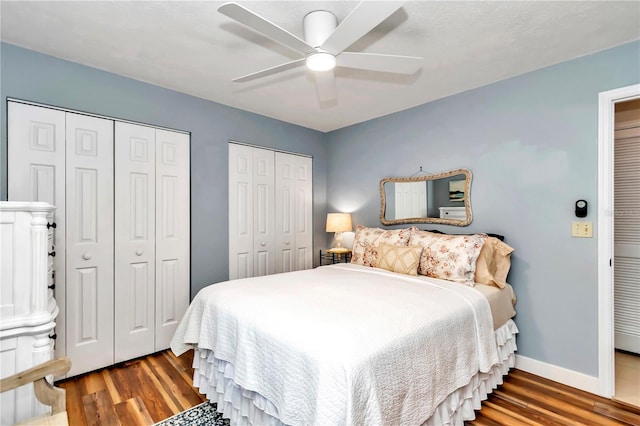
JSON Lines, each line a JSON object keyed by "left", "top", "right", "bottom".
{"left": 326, "top": 213, "right": 352, "bottom": 251}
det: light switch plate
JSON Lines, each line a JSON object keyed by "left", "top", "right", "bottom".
{"left": 572, "top": 221, "right": 593, "bottom": 238}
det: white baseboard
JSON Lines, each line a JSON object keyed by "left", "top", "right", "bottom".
{"left": 515, "top": 355, "right": 599, "bottom": 395}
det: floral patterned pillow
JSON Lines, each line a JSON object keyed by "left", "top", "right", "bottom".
{"left": 351, "top": 225, "right": 417, "bottom": 267}
{"left": 409, "top": 231, "right": 488, "bottom": 286}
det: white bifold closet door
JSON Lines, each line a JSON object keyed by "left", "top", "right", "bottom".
{"left": 8, "top": 104, "right": 116, "bottom": 375}
{"left": 65, "top": 113, "right": 115, "bottom": 376}
{"left": 275, "top": 152, "right": 313, "bottom": 272}
{"left": 229, "top": 144, "right": 275, "bottom": 279}
{"left": 252, "top": 147, "right": 276, "bottom": 277}
{"left": 229, "top": 143, "right": 312, "bottom": 280}
{"left": 153, "top": 129, "right": 191, "bottom": 351}
{"left": 8, "top": 101, "right": 190, "bottom": 377}
{"left": 228, "top": 143, "right": 254, "bottom": 279}
{"left": 7, "top": 103, "right": 68, "bottom": 358}
{"left": 114, "top": 123, "right": 156, "bottom": 362}
{"left": 115, "top": 123, "right": 191, "bottom": 361}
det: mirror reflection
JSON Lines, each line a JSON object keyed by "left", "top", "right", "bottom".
{"left": 380, "top": 169, "right": 472, "bottom": 226}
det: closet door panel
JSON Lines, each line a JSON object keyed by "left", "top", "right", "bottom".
{"left": 231, "top": 146, "right": 311, "bottom": 278}
{"left": 252, "top": 148, "right": 275, "bottom": 277}
{"left": 275, "top": 151, "right": 312, "bottom": 272}
{"left": 65, "top": 113, "right": 114, "bottom": 376}
{"left": 114, "top": 122, "right": 156, "bottom": 361}
{"left": 155, "top": 129, "right": 190, "bottom": 351}
{"left": 275, "top": 153, "right": 295, "bottom": 273}
{"left": 229, "top": 144, "right": 254, "bottom": 279}
{"left": 294, "top": 156, "right": 313, "bottom": 270}
{"left": 7, "top": 102, "right": 67, "bottom": 358}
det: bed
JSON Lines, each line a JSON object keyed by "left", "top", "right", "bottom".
{"left": 171, "top": 227, "right": 518, "bottom": 426}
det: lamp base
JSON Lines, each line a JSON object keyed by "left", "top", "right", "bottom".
{"left": 331, "top": 231, "right": 345, "bottom": 250}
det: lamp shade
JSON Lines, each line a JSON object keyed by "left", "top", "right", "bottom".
{"left": 326, "top": 213, "right": 352, "bottom": 233}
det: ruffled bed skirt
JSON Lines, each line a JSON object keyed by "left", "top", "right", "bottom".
{"left": 192, "top": 319, "right": 519, "bottom": 426}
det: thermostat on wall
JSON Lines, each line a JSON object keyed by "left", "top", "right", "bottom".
{"left": 575, "top": 200, "right": 588, "bottom": 218}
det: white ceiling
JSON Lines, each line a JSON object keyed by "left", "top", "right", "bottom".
{"left": 1, "top": 1, "right": 639, "bottom": 132}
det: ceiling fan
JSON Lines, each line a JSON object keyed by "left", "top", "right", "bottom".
{"left": 218, "top": 1, "right": 423, "bottom": 102}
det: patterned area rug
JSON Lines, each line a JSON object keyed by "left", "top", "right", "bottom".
{"left": 155, "top": 402, "right": 230, "bottom": 426}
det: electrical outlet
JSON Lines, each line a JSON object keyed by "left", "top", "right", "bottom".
{"left": 572, "top": 221, "right": 593, "bottom": 238}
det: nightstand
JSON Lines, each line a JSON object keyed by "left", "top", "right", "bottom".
{"left": 319, "top": 248, "right": 352, "bottom": 265}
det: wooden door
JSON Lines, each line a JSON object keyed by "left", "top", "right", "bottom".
{"left": 114, "top": 122, "right": 156, "bottom": 361}
{"left": 154, "top": 129, "right": 190, "bottom": 351}
{"left": 65, "top": 112, "right": 114, "bottom": 376}
{"left": 7, "top": 102, "right": 68, "bottom": 358}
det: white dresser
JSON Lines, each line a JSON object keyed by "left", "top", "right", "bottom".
{"left": 439, "top": 206, "right": 467, "bottom": 220}
{"left": 0, "top": 201, "right": 58, "bottom": 425}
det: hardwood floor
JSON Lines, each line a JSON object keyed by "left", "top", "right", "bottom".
{"left": 615, "top": 351, "right": 640, "bottom": 407}
{"left": 58, "top": 350, "right": 206, "bottom": 425}
{"left": 468, "top": 370, "right": 640, "bottom": 426}
{"left": 58, "top": 350, "right": 640, "bottom": 426}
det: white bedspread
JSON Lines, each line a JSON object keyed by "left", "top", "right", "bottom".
{"left": 171, "top": 263, "right": 499, "bottom": 426}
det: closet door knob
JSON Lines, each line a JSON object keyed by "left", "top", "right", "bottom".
{"left": 260, "top": 242, "right": 266, "bottom": 247}
{"left": 135, "top": 249, "right": 144, "bottom": 256}
{"left": 82, "top": 253, "right": 92, "bottom": 260}
{"left": 284, "top": 241, "right": 290, "bottom": 245}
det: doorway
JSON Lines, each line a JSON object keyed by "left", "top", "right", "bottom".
{"left": 613, "top": 99, "right": 640, "bottom": 406}
{"left": 597, "top": 84, "right": 640, "bottom": 404}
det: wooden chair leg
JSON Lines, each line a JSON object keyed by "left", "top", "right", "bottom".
{"left": 34, "top": 378, "right": 66, "bottom": 415}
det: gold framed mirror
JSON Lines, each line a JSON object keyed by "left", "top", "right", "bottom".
{"left": 379, "top": 168, "right": 472, "bottom": 226}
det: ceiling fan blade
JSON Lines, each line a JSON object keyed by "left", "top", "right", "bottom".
{"left": 218, "top": 2, "right": 316, "bottom": 56}
{"left": 337, "top": 52, "right": 423, "bottom": 74}
{"left": 232, "top": 58, "right": 306, "bottom": 82}
{"left": 314, "top": 71, "right": 337, "bottom": 102}
{"left": 320, "top": 1, "right": 404, "bottom": 55}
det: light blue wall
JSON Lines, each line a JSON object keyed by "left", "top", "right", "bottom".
{"left": 0, "top": 42, "right": 329, "bottom": 299}
{"left": 326, "top": 41, "right": 640, "bottom": 376}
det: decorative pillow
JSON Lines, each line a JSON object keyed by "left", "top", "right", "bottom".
{"left": 474, "top": 237, "right": 514, "bottom": 288}
{"left": 409, "top": 231, "right": 488, "bottom": 286}
{"left": 375, "top": 243, "right": 423, "bottom": 276}
{"left": 351, "top": 225, "right": 417, "bottom": 267}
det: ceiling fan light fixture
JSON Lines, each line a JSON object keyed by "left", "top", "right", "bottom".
{"left": 306, "top": 52, "right": 336, "bottom": 72}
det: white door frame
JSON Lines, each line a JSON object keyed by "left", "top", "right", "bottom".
{"left": 597, "top": 83, "right": 640, "bottom": 397}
